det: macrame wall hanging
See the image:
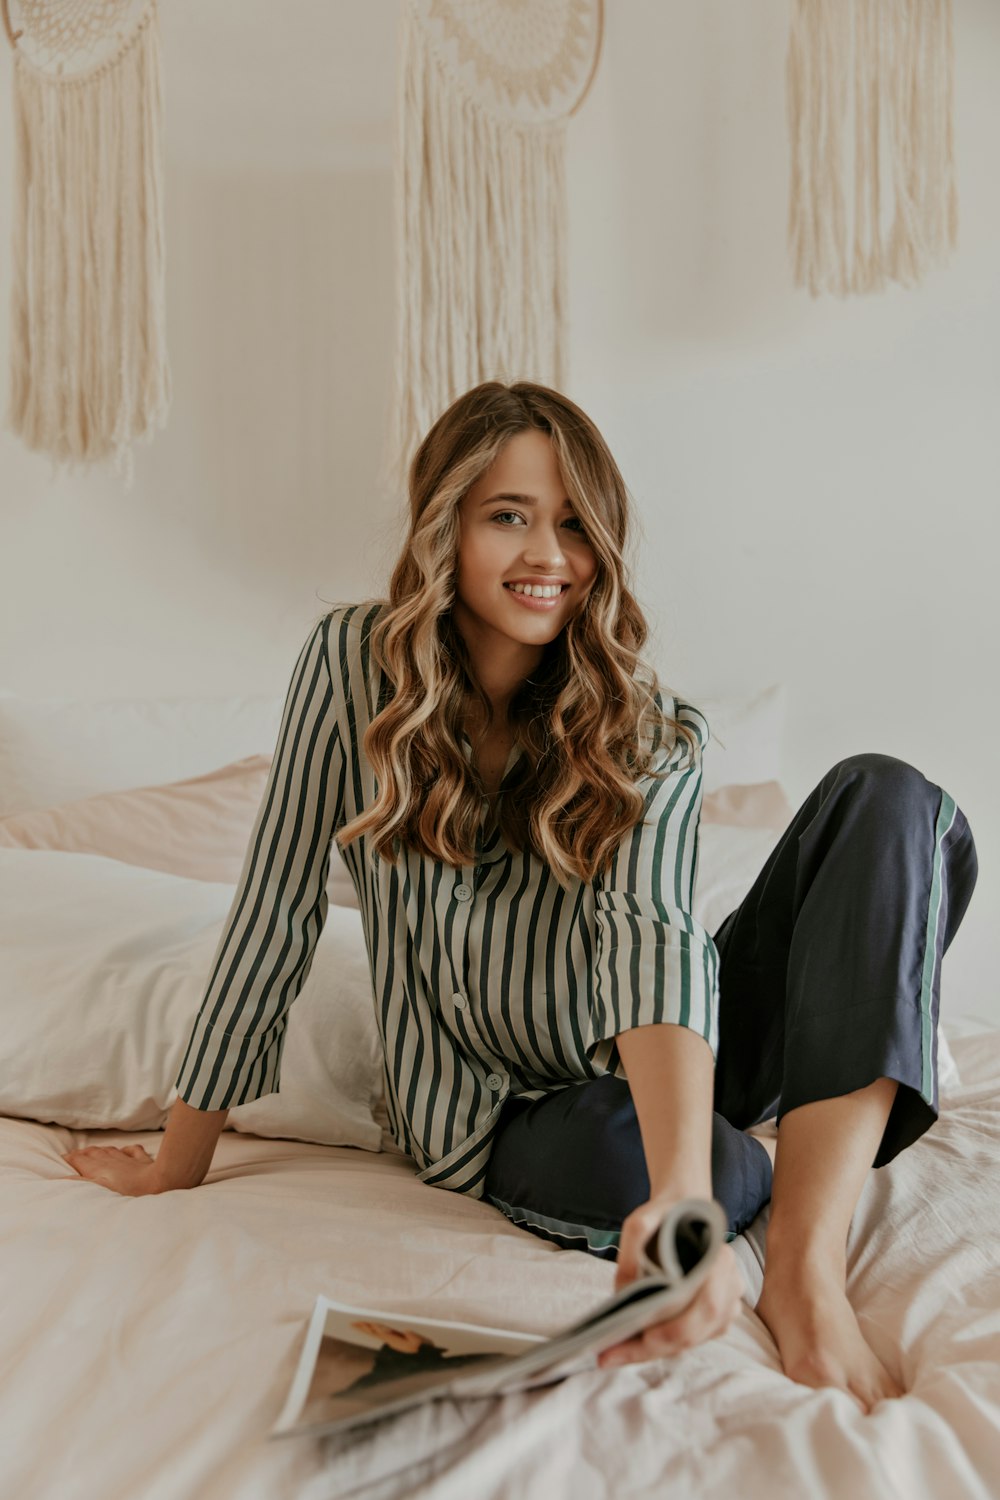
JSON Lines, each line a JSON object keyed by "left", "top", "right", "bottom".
{"left": 787, "top": 0, "right": 958, "bottom": 297}
{"left": 3, "top": 0, "right": 170, "bottom": 486}
{"left": 382, "top": 0, "right": 603, "bottom": 496}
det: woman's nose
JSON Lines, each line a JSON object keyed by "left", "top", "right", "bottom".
{"left": 522, "top": 532, "right": 567, "bottom": 568}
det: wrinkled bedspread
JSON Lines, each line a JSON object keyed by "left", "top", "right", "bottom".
{"left": 2, "top": 1032, "right": 999, "bottom": 1500}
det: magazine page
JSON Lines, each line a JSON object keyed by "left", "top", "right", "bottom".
{"left": 270, "top": 1197, "right": 726, "bottom": 1441}
{"left": 271, "top": 1299, "right": 547, "bottom": 1439}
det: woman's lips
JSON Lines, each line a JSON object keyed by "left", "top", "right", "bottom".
{"left": 503, "top": 584, "right": 568, "bottom": 611}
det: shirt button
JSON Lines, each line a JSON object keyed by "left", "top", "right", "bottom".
{"left": 486, "top": 1073, "right": 504, "bottom": 1091}
{"left": 452, "top": 992, "right": 468, "bottom": 1010}
{"left": 454, "top": 883, "right": 472, "bottom": 901}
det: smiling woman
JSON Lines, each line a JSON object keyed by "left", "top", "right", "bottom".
{"left": 67, "top": 378, "right": 979, "bottom": 1421}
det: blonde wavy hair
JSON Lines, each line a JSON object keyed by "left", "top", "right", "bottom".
{"left": 335, "top": 380, "right": 700, "bottom": 889}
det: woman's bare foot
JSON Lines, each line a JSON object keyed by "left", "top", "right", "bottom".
{"left": 755, "top": 1251, "right": 904, "bottom": 1414}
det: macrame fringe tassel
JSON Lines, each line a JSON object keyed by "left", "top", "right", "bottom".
{"left": 787, "top": 0, "right": 958, "bottom": 297}
{"left": 8, "top": 3, "right": 170, "bottom": 486}
{"left": 381, "top": 2, "right": 568, "bottom": 497}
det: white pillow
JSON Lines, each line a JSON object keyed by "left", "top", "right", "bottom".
{"left": 688, "top": 685, "right": 787, "bottom": 795}
{"left": 694, "top": 823, "right": 781, "bottom": 940}
{"left": 694, "top": 824, "right": 960, "bottom": 1097}
{"left": 0, "top": 692, "right": 285, "bottom": 817}
{"left": 0, "top": 847, "right": 383, "bottom": 1148}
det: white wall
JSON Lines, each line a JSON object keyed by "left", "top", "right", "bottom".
{"left": 1, "top": 1, "right": 996, "bottom": 1022}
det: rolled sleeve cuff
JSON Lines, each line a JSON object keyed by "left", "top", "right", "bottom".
{"left": 174, "top": 1014, "right": 288, "bottom": 1112}
{"left": 587, "top": 897, "right": 720, "bottom": 1068}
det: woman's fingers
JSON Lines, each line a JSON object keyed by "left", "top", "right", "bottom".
{"left": 613, "top": 1201, "right": 670, "bottom": 1292}
{"left": 599, "top": 1245, "right": 744, "bottom": 1368}
{"left": 62, "top": 1144, "right": 154, "bottom": 1180}
{"left": 63, "top": 1144, "right": 152, "bottom": 1163}
{"left": 58, "top": 1147, "right": 162, "bottom": 1197}
{"left": 602, "top": 1301, "right": 705, "bottom": 1366}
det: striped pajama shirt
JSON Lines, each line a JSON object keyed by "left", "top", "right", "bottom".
{"left": 175, "top": 600, "right": 717, "bottom": 1200}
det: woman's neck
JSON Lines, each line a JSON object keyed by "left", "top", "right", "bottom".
{"left": 461, "top": 700, "right": 510, "bottom": 740}
{"left": 450, "top": 604, "right": 545, "bottom": 721}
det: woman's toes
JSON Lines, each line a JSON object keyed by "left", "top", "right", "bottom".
{"left": 850, "top": 1378, "right": 893, "bottom": 1414}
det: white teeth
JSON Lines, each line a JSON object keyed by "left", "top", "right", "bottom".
{"left": 508, "top": 583, "right": 563, "bottom": 598}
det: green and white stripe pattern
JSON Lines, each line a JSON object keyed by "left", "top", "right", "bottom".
{"left": 175, "top": 602, "right": 719, "bottom": 1200}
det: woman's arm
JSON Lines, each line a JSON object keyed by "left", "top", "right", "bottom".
{"left": 62, "top": 1098, "right": 230, "bottom": 1196}
{"left": 175, "top": 616, "right": 345, "bottom": 1112}
{"left": 65, "top": 614, "right": 351, "bottom": 1197}
{"left": 595, "top": 1021, "right": 744, "bottom": 1369}
{"left": 615, "top": 1021, "right": 714, "bottom": 1201}
{"left": 151, "top": 1097, "right": 231, "bottom": 1188}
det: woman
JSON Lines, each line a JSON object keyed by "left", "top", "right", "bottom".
{"left": 63, "top": 380, "right": 978, "bottom": 1416}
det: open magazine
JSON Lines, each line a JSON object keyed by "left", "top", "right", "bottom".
{"left": 270, "top": 1196, "right": 728, "bottom": 1441}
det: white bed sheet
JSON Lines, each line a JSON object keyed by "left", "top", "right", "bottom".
{"left": 2, "top": 1031, "right": 999, "bottom": 1500}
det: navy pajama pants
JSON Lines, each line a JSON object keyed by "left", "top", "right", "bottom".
{"left": 482, "top": 754, "right": 979, "bottom": 1260}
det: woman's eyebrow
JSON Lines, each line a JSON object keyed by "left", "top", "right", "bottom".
{"left": 478, "top": 493, "right": 574, "bottom": 507}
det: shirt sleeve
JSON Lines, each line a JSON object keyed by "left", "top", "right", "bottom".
{"left": 586, "top": 696, "right": 720, "bottom": 1069}
{"left": 174, "top": 615, "right": 347, "bottom": 1110}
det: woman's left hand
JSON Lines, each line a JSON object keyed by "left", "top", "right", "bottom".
{"left": 596, "top": 1194, "right": 744, "bottom": 1369}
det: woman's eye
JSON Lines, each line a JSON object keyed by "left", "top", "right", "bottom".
{"left": 492, "top": 511, "right": 585, "bottom": 533}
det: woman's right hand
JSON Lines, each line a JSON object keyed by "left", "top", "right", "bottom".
{"left": 61, "top": 1144, "right": 164, "bottom": 1197}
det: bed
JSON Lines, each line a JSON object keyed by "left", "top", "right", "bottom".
{"left": 1, "top": 678, "right": 997, "bottom": 1500}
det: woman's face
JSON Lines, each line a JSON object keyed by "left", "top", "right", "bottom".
{"left": 454, "top": 429, "right": 597, "bottom": 652}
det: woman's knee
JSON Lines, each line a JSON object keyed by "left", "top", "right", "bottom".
{"left": 568, "top": 1077, "right": 652, "bottom": 1219}
{"left": 486, "top": 1076, "right": 650, "bottom": 1225}
{"left": 829, "top": 752, "right": 941, "bottom": 819}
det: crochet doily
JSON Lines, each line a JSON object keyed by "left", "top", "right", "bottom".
{"left": 412, "top": 0, "right": 602, "bottom": 125}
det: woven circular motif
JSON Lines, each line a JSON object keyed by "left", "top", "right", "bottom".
{"left": 413, "top": 0, "right": 602, "bottom": 125}
{"left": 11, "top": 0, "right": 151, "bottom": 76}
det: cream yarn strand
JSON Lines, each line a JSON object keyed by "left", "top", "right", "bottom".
{"left": 382, "top": 1, "right": 580, "bottom": 498}
{"left": 7, "top": 1, "right": 170, "bottom": 484}
{"left": 787, "top": 0, "right": 957, "bottom": 297}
